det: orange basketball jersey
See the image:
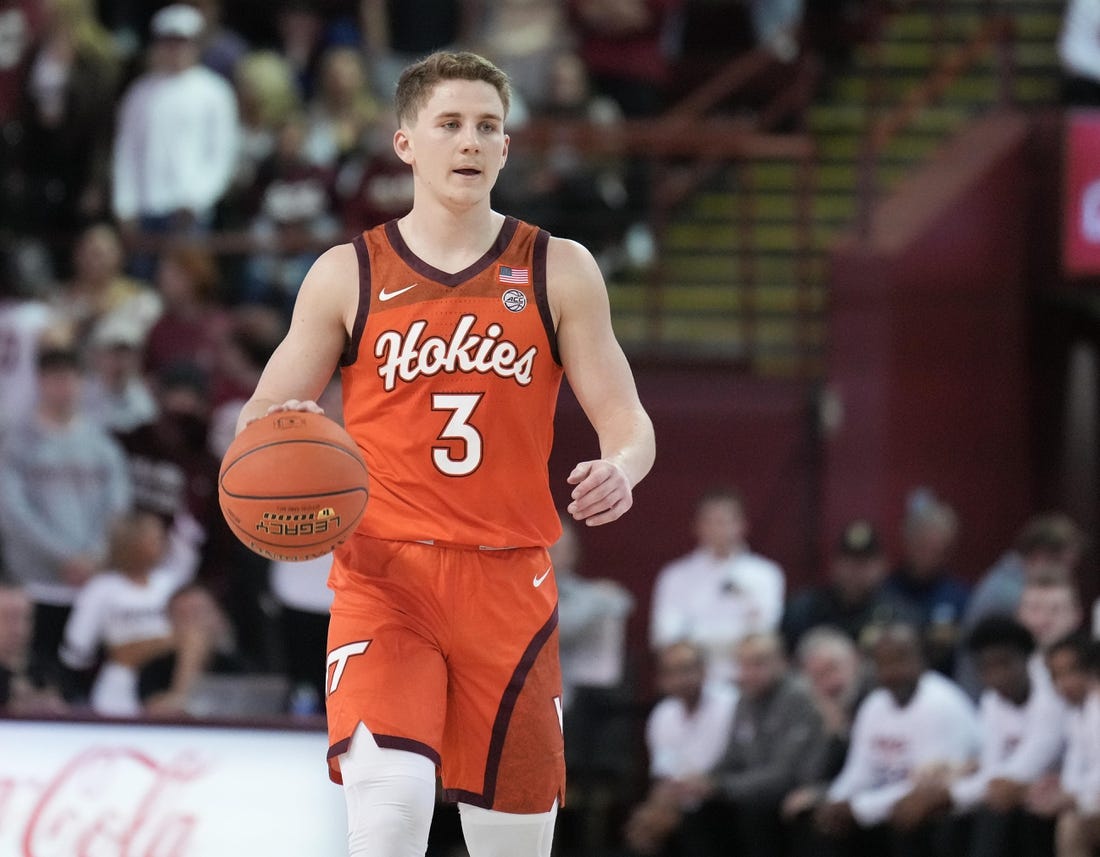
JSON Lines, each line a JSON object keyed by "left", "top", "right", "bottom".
{"left": 340, "top": 217, "right": 564, "bottom": 548}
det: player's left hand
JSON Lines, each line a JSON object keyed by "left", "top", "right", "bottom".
{"left": 566, "top": 459, "right": 632, "bottom": 526}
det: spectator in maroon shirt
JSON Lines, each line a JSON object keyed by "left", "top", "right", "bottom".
{"left": 143, "top": 244, "right": 230, "bottom": 380}
{"left": 566, "top": 0, "right": 683, "bottom": 118}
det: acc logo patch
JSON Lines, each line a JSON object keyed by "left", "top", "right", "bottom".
{"left": 501, "top": 289, "right": 527, "bottom": 313}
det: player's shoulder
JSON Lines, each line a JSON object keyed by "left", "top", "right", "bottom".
{"left": 919, "top": 671, "right": 974, "bottom": 710}
{"left": 854, "top": 686, "right": 892, "bottom": 719}
{"left": 735, "top": 550, "right": 784, "bottom": 576}
{"left": 546, "top": 235, "right": 601, "bottom": 282}
{"left": 300, "top": 242, "right": 360, "bottom": 292}
{"left": 654, "top": 552, "right": 695, "bottom": 585}
{"left": 648, "top": 693, "right": 686, "bottom": 727}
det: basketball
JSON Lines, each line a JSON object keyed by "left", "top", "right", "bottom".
{"left": 219, "top": 410, "right": 369, "bottom": 562}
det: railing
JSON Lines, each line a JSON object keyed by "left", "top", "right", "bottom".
{"left": 118, "top": 8, "right": 1020, "bottom": 373}
{"left": 517, "top": 48, "right": 822, "bottom": 368}
{"left": 856, "top": 11, "right": 1016, "bottom": 238}
{"left": 126, "top": 49, "right": 823, "bottom": 372}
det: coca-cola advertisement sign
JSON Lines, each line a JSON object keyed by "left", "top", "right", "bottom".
{"left": 0, "top": 719, "right": 345, "bottom": 856}
{"left": 1064, "top": 110, "right": 1100, "bottom": 277}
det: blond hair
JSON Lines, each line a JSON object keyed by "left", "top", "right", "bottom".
{"left": 235, "top": 50, "right": 301, "bottom": 127}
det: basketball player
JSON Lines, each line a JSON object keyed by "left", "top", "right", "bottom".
{"left": 235, "top": 52, "right": 655, "bottom": 857}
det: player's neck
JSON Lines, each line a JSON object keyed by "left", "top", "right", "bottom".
{"left": 398, "top": 204, "right": 505, "bottom": 274}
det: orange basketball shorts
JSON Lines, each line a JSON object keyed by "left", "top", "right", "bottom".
{"left": 325, "top": 534, "right": 566, "bottom": 813}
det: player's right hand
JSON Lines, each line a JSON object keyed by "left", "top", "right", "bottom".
{"left": 264, "top": 399, "right": 325, "bottom": 417}
{"left": 237, "top": 399, "right": 325, "bottom": 435}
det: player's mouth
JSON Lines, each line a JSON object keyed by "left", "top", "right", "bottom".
{"left": 454, "top": 167, "right": 482, "bottom": 176}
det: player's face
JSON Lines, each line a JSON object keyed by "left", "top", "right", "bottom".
{"left": 394, "top": 79, "right": 509, "bottom": 208}
{"left": 736, "top": 639, "right": 784, "bottom": 699}
{"left": 132, "top": 514, "right": 168, "bottom": 569}
{"left": 1047, "top": 648, "right": 1090, "bottom": 706}
{"left": 802, "top": 647, "right": 857, "bottom": 702}
{"left": 37, "top": 367, "right": 82, "bottom": 417}
{"left": 694, "top": 499, "right": 746, "bottom": 555}
{"left": 1018, "top": 587, "right": 1080, "bottom": 648}
{"left": 872, "top": 636, "right": 923, "bottom": 705}
{"left": 656, "top": 645, "right": 705, "bottom": 702}
{"left": 975, "top": 645, "right": 1030, "bottom": 704}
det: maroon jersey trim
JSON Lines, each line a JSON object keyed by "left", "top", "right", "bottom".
{"left": 341, "top": 232, "right": 372, "bottom": 367}
{"left": 383, "top": 216, "right": 521, "bottom": 287}
{"left": 532, "top": 229, "right": 560, "bottom": 366}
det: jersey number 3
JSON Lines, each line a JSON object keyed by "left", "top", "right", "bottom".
{"left": 431, "top": 392, "right": 485, "bottom": 477}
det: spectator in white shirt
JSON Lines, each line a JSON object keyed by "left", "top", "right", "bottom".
{"left": 816, "top": 622, "right": 979, "bottom": 857}
{"left": 111, "top": 4, "right": 238, "bottom": 274}
{"left": 901, "top": 617, "right": 1065, "bottom": 857}
{"left": 1028, "top": 633, "right": 1100, "bottom": 857}
{"left": 59, "top": 510, "right": 206, "bottom": 717}
{"left": 649, "top": 488, "right": 785, "bottom": 683}
{"left": 623, "top": 641, "right": 738, "bottom": 856}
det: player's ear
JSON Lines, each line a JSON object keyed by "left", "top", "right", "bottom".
{"left": 499, "top": 133, "right": 509, "bottom": 169}
{"left": 394, "top": 126, "right": 413, "bottom": 165}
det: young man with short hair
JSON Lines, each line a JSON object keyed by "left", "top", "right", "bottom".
{"left": 900, "top": 616, "right": 1065, "bottom": 857}
{"left": 815, "top": 622, "right": 979, "bottom": 857}
{"left": 1030, "top": 634, "right": 1100, "bottom": 857}
{"left": 236, "top": 51, "right": 655, "bottom": 857}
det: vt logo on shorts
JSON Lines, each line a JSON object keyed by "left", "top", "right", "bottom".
{"left": 327, "top": 640, "right": 371, "bottom": 695}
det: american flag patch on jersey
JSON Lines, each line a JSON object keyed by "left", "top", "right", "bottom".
{"left": 498, "top": 265, "right": 530, "bottom": 285}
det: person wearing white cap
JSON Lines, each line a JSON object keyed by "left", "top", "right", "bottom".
{"left": 111, "top": 3, "right": 239, "bottom": 275}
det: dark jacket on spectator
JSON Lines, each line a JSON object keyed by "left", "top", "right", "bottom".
{"left": 712, "top": 674, "right": 824, "bottom": 807}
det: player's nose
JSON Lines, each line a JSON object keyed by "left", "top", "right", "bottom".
{"left": 459, "top": 127, "right": 480, "bottom": 151}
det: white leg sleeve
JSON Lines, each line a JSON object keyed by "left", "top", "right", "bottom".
{"left": 340, "top": 724, "right": 438, "bottom": 857}
{"left": 458, "top": 802, "right": 558, "bottom": 857}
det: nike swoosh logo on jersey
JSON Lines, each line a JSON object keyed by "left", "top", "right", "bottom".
{"left": 533, "top": 566, "right": 552, "bottom": 588}
{"left": 379, "top": 283, "right": 419, "bottom": 302}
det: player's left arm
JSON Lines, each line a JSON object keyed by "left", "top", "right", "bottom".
{"left": 549, "top": 237, "right": 655, "bottom": 526}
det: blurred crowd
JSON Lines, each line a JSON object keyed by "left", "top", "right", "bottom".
{"left": 556, "top": 491, "right": 1100, "bottom": 857}
{"left": 0, "top": 0, "right": 848, "bottom": 726}
{"left": 2, "top": 2, "right": 1100, "bottom": 857}
{"left": 0, "top": 0, "right": 737, "bottom": 300}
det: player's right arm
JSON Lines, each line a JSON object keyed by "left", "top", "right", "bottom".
{"left": 235, "top": 244, "right": 359, "bottom": 434}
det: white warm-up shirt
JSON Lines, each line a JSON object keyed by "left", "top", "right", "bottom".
{"left": 112, "top": 65, "right": 238, "bottom": 219}
{"left": 650, "top": 547, "right": 785, "bottom": 682}
{"left": 60, "top": 522, "right": 200, "bottom": 716}
{"left": 828, "top": 671, "right": 979, "bottom": 826}
{"left": 646, "top": 681, "right": 739, "bottom": 781}
{"left": 1062, "top": 691, "right": 1100, "bottom": 814}
{"left": 950, "top": 659, "right": 1066, "bottom": 810}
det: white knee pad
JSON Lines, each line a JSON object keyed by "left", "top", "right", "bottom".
{"left": 340, "top": 723, "right": 438, "bottom": 857}
{"left": 458, "top": 801, "right": 558, "bottom": 857}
